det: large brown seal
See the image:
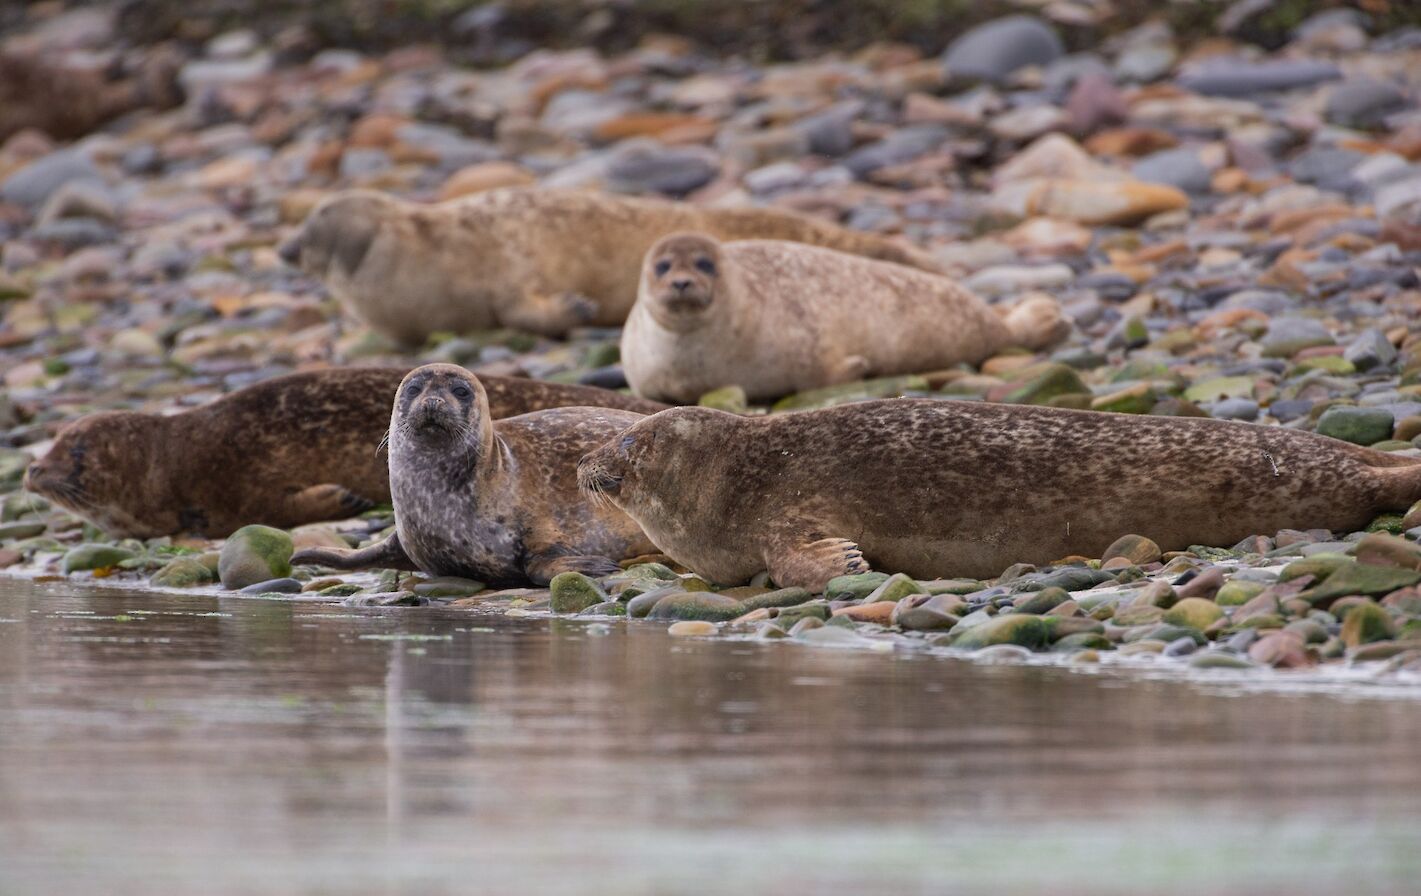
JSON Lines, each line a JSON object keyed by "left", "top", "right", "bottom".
{"left": 277, "top": 187, "right": 945, "bottom": 344}
{"left": 23, "top": 367, "right": 667, "bottom": 539}
{"left": 578, "top": 399, "right": 1421, "bottom": 589}
{"left": 622, "top": 233, "right": 1070, "bottom": 403}
{"left": 292, "top": 364, "right": 656, "bottom": 585}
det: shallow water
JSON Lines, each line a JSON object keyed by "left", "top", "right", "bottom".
{"left": 2, "top": 577, "right": 1419, "bottom": 895}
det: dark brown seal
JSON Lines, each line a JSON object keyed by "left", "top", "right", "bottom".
{"left": 292, "top": 364, "right": 656, "bottom": 586}
{"left": 23, "top": 367, "right": 667, "bottom": 539}
{"left": 277, "top": 187, "right": 946, "bottom": 344}
{"left": 578, "top": 399, "right": 1421, "bottom": 589}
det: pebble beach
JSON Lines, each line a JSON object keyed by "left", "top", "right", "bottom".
{"left": 4, "top": 1, "right": 1421, "bottom": 683}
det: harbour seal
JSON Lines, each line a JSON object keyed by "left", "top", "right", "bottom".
{"left": 292, "top": 364, "right": 656, "bottom": 586}
{"left": 23, "top": 367, "right": 667, "bottom": 539}
{"left": 577, "top": 399, "right": 1421, "bottom": 589}
{"left": 277, "top": 187, "right": 946, "bottom": 344}
{"left": 622, "top": 232, "right": 1070, "bottom": 403}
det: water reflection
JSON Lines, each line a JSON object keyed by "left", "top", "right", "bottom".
{"left": 2, "top": 578, "right": 1419, "bottom": 894}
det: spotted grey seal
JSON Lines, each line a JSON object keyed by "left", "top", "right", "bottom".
{"left": 578, "top": 399, "right": 1421, "bottom": 589}
{"left": 292, "top": 364, "right": 657, "bottom": 585}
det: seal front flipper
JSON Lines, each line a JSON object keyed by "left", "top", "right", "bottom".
{"left": 525, "top": 550, "right": 624, "bottom": 586}
{"left": 292, "top": 531, "right": 419, "bottom": 572}
{"left": 764, "top": 536, "right": 870, "bottom": 592}
{"left": 284, "top": 483, "right": 377, "bottom": 524}
{"left": 498, "top": 291, "right": 599, "bottom": 336}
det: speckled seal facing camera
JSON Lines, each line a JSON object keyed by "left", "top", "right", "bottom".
{"left": 621, "top": 232, "right": 1070, "bottom": 403}
{"left": 291, "top": 364, "right": 657, "bottom": 586}
{"left": 278, "top": 187, "right": 947, "bottom": 345}
{"left": 23, "top": 367, "right": 668, "bottom": 539}
{"left": 578, "top": 399, "right": 1421, "bottom": 590}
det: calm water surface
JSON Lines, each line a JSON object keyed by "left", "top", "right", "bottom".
{"left": 2, "top": 577, "right": 1419, "bottom": 895}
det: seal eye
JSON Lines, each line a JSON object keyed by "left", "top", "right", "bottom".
{"left": 695, "top": 258, "right": 716, "bottom": 276}
{"left": 619, "top": 434, "right": 635, "bottom": 453}
{"left": 450, "top": 384, "right": 472, "bottom": 400}
{"left": 404, "top": 383, "right": 422, "bottom": 398}
{"left": 653, "top": 260, "right": 672, "bottom": 278}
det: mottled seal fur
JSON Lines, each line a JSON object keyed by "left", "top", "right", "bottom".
{"left": 291, "top": 364, "right": 656, "bottom": 586}
{"left": 23, "top": 367, "right": 667, "bottom": 539}
{"left": 278, "top": 187, "right": 945, "bottom": 344}
{"left": 622, "top": 232, "right": 1070, "bottom": 403}
{"left": 578, "top": 399, "right": 1421, "bottom": 589}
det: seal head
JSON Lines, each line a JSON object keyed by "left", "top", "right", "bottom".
{"left": 24, "top": 411, "right": 179, "bottom": 537}
{"left": 278, "top": 190, "right": 393, "bottom": 280}
{"left": 642, "top": 233, "right": 722, "bottom": 331}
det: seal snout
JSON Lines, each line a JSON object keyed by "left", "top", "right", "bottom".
{"left": 576, "top": 449, "right": 625, "bottom": 499}
{"left": 277, "top": 236, "right": 302, "bottom": 266}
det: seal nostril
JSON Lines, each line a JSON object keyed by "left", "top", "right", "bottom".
{"left": 277, "top": 239, "right": 301, "bottom": 265}
{"left": 672, "top": 279, "right": 692, "bottom": 292}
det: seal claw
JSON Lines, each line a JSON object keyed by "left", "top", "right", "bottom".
{"left": 766, "top": 536, "right": 870, "bottom": 593}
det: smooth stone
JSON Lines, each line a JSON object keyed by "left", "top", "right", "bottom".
{"left": 942, "top": 15, "right": 1063, "bottom": 83}
{"left": 1210, "top": 398, "right": 1259, "bottom": 421}
{"left": 1303, "top": 563, "right": 1421, "bottom": 605}
{"left": 949, "top": 614, "right": 1047, "bottom": 650}
{"left": 1051, "top": 632, "right": 1113, "bottom": 652}
{"left": 1325, "top": 80, "right": 1409, "bottom": 129}
{"left": 1261, "top": 317, "right": 1334, "bottom": 358}
{"left": 218, "top": 525, "right": 294, "bottom": 590}
{"left": 863, "top": 573, "right": 922, "bottom": 604}
{"left": 1176, "top": 59, "right": 1341, "bottom": 98}
{"left": 150, "top": 556, "right": 218, "bottom": 588}
{"left": 1162, "top": 636, "right": 1199, "bottom": 657}
{"left": 1340, "top": 602, "right": 1395, "bottom": 647}
{"left": 0, "top": 149, "right": 104, "bottom": 208}
{"left": 549, "top": 572, "right": 608, "bottom": 614}
{"left": 1248, "top": 631, "right": 1315, "bottom": 668}
{"left": 891, "top": 594, "right": 964, "bottom": 632}
{"left": 648, "top": 592, "right": 745, "bottom": 622}
{"left": 1345, "top": 330, "right": 1397, "bottom": 372}
{"left": 1131, "top": 147, "right": 1212, "bottom": 194}
{"left": 413, "top": 577, "right": 486, "bottom": 598}
{"left": 1163, "top": 597, "right": 1225, "bottom": 630}
{"left": 0, "top": 521, "right": 45, "bottom": 540}
{"left": 698, "top": 385, "right": 748, "bottom": 414}
{"left": 606, "top": 143, "right": 719, "bottom": 197}
{"left": 1315, "top": 406, "right": 1394, "bottom": 445}
{"left": 825, "top": 572, "right": 891, "bottom": 601}
{"left": 1012, "top": 586, "right": 1069, "bottom": 615}
{"left": 991, "top": 363, "right": 1088, "bottom": 406}
{"left": 1353, "top": 532, "right": 1421, "bottom": 571}
{"left": 58, "top": 544, "right": 134, "bottom": 575}
{"left": 737, "top": 587, "right": 814, "bottom": 612}
{"left": 667, "top": 620, "right": 717, "bottom": 637}
{"left": 626, "top": 585, "right": 684, "bottom": 619}
{"left": 1101, "top": 534, "right": 1161, "bottom": 567}
{"left": 239, "top": 577, "right": 302, "bottom": 594}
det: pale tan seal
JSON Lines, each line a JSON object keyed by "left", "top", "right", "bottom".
{"left": 277, "top": 187, "right": 946, "bottom": 344}
{"left": 292, "top": 364, "right": 657, "bottom": 586}
{"left": 23, "top": 367, "right": 667, "bottom": 539}
{"left": 577, "top": 399, "right": 1421, "bottom": 589}
{"left": 622, "top": 232, "right": 1070, "bottom": 403}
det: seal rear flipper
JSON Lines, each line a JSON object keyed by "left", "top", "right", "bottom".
{"left": 525, "top": 551, "right": 624, "bottom": 586}
{"left": 292, "top": 532, "right": 419, "bottom": 572}
{"left": 284, "top": 483, "right": 378, "bottom": 524}
{"left": 1001, "top": 294, "right": 1070, "bottom": 350}
{"left": 765, "top": 536, "right": 870, "bottom": 593}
